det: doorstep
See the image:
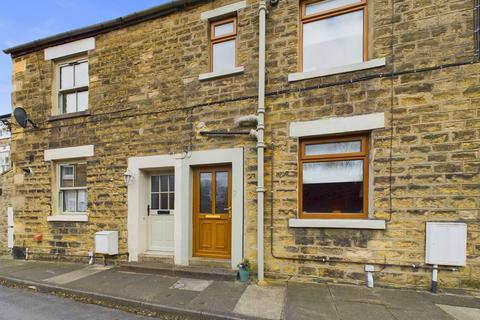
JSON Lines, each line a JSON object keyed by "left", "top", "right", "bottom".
{"left": 119, "top": 262, "right": 238, "bottom": 281}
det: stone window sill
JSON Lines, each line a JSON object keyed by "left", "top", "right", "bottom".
{"left": 198, "top": 66, "right": 244, "bottom": 81}
{"left": 289, "top": 218, "right": 386, "bottom": 230}
{"left": 48, "top": 110, "right": 90, "bottom": 121}
{"left": 47, "top": 214, "right": 88, "bottom": 222}
{"left": 288, "top": 58, "right": 386, "bottom": 82}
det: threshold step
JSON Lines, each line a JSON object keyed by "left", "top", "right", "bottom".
{"left": 118, "top": 262, "right": 238, "bottom": 281}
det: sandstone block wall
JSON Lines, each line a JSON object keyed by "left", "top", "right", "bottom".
{"left": 8, "top": 0, "right": 480, "bottom": 290}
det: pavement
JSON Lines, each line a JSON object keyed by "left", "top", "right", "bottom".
{"left": 0, "top": 258, "right": 479, "bottom": 320}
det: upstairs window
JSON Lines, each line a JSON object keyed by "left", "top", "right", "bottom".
{"left": 300, "top": 0, "right": 367, "bottom": 72}
{"left": 210, "top": 17, "right": 237, "bottom": 72}
{"left": 299, "top": 135, "right": 369, "bottom": 219}
{"left": 0, "top": 147, "right": 10, "bottom": 173}
{"left": 58, "top": 163, "right": 87, "bottom": 214}
{"left": 57, "top": 58, "right": 89, "bottom": 114}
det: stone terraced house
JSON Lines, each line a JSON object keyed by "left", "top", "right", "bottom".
{"left": 2, "top": 0, "right": 480, "bottom": 291}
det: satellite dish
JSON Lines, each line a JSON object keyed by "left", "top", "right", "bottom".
{"left": 13, "top": 107, "right": 37, "bottom": 129}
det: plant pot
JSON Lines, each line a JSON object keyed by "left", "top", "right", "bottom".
{"left": 239, "top": 268, "right": 250, "bottom": 282}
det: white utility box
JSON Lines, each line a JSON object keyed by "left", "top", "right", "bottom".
{"left": 425, "top": 222, "right": 467, "bottom": 266}
{"left": 95, "top": 231, "right": 119, "bottom": 255}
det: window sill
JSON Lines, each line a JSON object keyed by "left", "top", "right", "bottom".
{"left": 288, "top": 58, "right": 386, "bottom": 82}
{"left": 47, "top": 214, "right": 88, "bottom": 222}
{"left": 198, "top": 66, "right": 244, "bottom": 81}
{"left": 289, "top": 218, "right": 386, "bottom": 230}
{"left": 48, "top": 110, "right": 90, "bottom": 121}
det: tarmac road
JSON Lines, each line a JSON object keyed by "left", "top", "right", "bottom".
{"left": 0, "top": 285, "right": 156, "bottom": 320}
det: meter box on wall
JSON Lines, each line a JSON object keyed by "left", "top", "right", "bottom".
{"left": 95, "top": 231, "right": 118, "bottom": 255}
{"left": 425, "top": 222, "right": 467, "bottom": 266}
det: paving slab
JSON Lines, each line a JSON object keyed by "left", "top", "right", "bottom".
{"left": 67, "top": 268, "right": 174, "bottom": 300}
{"left": 189, "top": 280, "right": 248, "bottom": 314}
{"left": 388, "top": 307, "right": 455, "bottom": 320}
{"left": 0, "top": 260, "right": 85, "bottom": 282}
{"left": 334, "top": 301, "right": 395, "bottom": 320}
{"left": 376, "top": 287, "right": 436, "bottom": 311}
{"left": 437, "top": 304, "right": 480, "bottom": 320}
{"left": 284, "top": 283, "right": 338, "bottom": 320}
{"left": 329, "top": 283, "right": 381, "bottom": 303}
{"left": 170, "top": 278, "right": 213, "bottom": 291}
{"left": 233, "top": 285, "right": 285, "bottom": 320}
{"left": 44, "top": 265, "right": 112, "bottom": 285}
{"left": 423, "top": 292, "right": 480, "bottom": 309}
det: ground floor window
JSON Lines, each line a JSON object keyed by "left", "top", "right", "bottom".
{"left": 299, "top": 134, "right": 369, "bottom": 219}
{"left": 58, "top": 162, "right": 87, "bottom": 214}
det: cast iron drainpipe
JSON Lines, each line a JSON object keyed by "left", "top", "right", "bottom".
{"left": 256, "top": 0, "right": 267, "bottom": 284}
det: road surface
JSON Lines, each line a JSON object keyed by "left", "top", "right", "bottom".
{"left": 0, "top": 285, "right": 154, "bottom": 320}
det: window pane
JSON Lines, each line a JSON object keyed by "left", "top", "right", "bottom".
{"left": 60, "top": 65, "right": 74, "bottom": 89}
{"left": 63, "top": 190, "right": 77, "bottom": 212}
{"left": 151, "top": 176, "right": 159, "bottom": 192}
{"left": 77, "top": 91, "right": 88, "bottom": 112}
{"left": 305, "top": 141, "right": 361, "bottom": 156}
{"left": 303, "top": 10, "right": 363, "bottom": 72}
{"left": 64, "top": 93, "right": 77, "bottom": 113}
{"left": 75, "top": 163, "right": 87, "bottom": 187}
{"left": 212, "top": 40, "right": 235, "bottom": 72}
{"left": 200, "top": 172, "right": 212, "bottom": 213}
{"left": 215, "top": 171, "right": 229, "bottom": 213}
{"left": 77, "top": 190, "right": 87, "bottom": 212}
{"left": 169, "top": 175, "right": 175, "bottom": 191}
{"left": 151, "top": 193, "right": 159, "bottom": 209}
{"left": 61, "top": 166, "right": 74, "bottom": 187}
{"left": 169, "top": 192, "right": 175, "bottom": 210}
{"left": 303, "top": 160, "right": 363, "bottom": 213}
{"left": 305, "top": 0, "right": 361, "bottom": 16}
{"left": 75, "top": 62, "right": 88, "bottom": 87}
{"left": 160, "top": 193, "right": 168, "bottom": 210}
{"left": 160, "top": 175, "right": 169, "bottom": 192}
{"left": 214, "top": 22, "right": 234, "bottom": 37}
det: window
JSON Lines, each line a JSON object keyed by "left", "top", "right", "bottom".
{"left": 58, "top": 163, "right": 87, "bottom": 214}
{"left": 300, "top": 0, "right": 367, "bottom": 72}
{"left": 150, "top": 174, "right": 175, "bottom": 211}
{"left": 0, "top": 122, "right": 11, "bottom": 139}
{"left": 210, "top": 17, "right": 237, "bottom": 72}
{"left": 0, "top": 147, "right": 10, "bottom": 173}
{"left": 299, "top": 135, "right": 369, "bottom": 219}
{"left": 57, "top": 58, "right": 88, "bottom": 114}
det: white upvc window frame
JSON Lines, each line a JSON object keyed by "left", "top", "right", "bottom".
{"left": 56, "top": 161, "right": 87, "bottom": 215}
{"left": 55, "top": 56, "right": 89, "bottom": 115}
{"left": 0, "top": 122, "right": 11, "bottom": 139}
{"left": 0, "top": 147, "right": 10, "bottom": 173}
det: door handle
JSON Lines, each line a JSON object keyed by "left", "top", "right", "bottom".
{"left": 147, "top": 205, "right": 150, "bottom": 216}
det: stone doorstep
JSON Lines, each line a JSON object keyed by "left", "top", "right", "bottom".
{"left": 118, "top": 262, "right": 238, "bottom": 282}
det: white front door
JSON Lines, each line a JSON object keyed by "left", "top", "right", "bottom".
{"left": 148, "top": 173, "right": 175, "bottom": 252}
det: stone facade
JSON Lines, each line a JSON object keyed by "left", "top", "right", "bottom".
{"left": 5, "top": 0, "right": 480, "bottom": 291}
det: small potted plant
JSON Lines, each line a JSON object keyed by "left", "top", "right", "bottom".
{"left": 238, "top": 259, "right": 251, "bottom": 282}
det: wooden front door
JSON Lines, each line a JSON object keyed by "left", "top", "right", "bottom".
{"left": 193, "top": 166, "right": 232, "bottom": 259}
